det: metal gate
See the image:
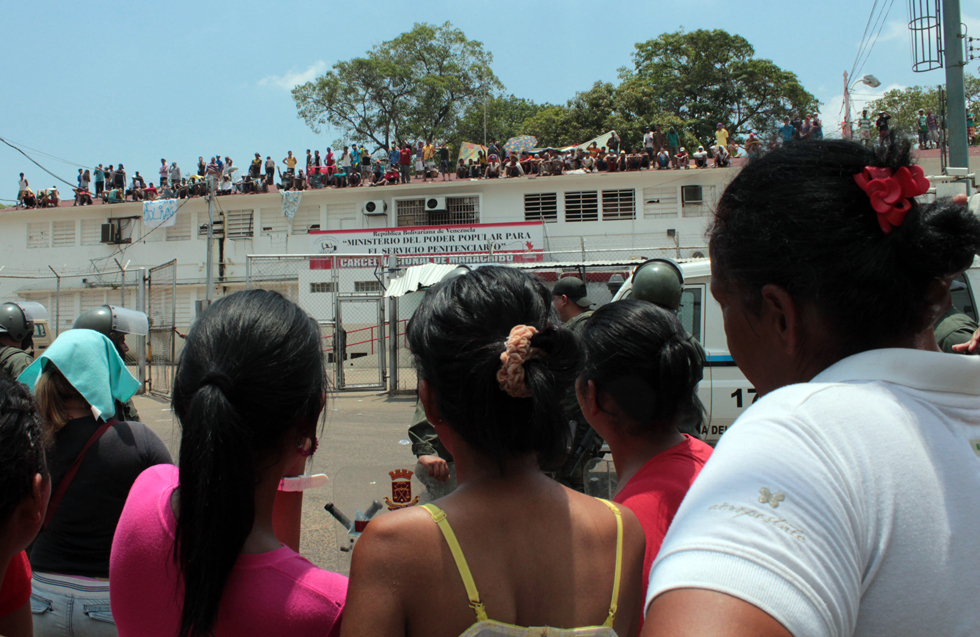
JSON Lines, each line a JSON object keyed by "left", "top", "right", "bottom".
{"left": 147, "top": 260, "right": 177, "bottom": 398}
{"left": 334, "top": 295, "right": 386, "bottom": 390}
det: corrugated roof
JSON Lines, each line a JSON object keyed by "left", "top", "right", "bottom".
{"left": 385, "top": 263, "right": 462, "bottom": 297}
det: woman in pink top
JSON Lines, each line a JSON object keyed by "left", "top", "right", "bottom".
{"left": 110, "top": 290, "right": 346, "bottom": 637}
{"left": 576, "top": 300, "right": 712, "bottom": 610}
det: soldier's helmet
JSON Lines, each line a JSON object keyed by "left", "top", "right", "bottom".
{"left": 73, "top": 305, "right": 149, "bottom": 338}
{"left": 0, "top": 302, "right": 48, "bottom": 342}
{"left": 629, "top": 259, "right": 684, "bottom": 311}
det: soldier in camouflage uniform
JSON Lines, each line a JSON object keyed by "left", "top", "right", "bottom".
{"left": 935, "top": 306, "right": 980, "bottom": 354}
{"left": 0, "top": 302, "right": 47, "bottom": 380}
{"left": 408, "top": 402, "right": 457, "bottom": 500}
{"left": 73, "top": 305, "right": 150, "bottom": 422}
{"left": 550, "top": 277, "right": 600, "bottom": 490}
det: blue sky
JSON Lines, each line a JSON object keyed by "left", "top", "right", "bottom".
{"left": 4, "top": 0, "right": 979, "bottom": 196}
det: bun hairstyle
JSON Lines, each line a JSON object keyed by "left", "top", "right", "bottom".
{"left": 171, "top": 290, "right": 326, "bottom": 637}
{"left": 710, "top": 137, "right": 980, "bottom": 356}
{"left": 580, "top": 300, "right": 705, "bottom": 437}
{"left": 407, "top": 266, "right": 582, "bottom": 469}
{"left": 0, "top": 377, "right": 47, "bottom": 528}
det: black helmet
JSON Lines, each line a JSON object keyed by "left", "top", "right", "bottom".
{"left": 0, "top": 302, "right": 48, "bottom": 342}
{"left": 73, "top": 305, "right": 149, "bottom": 338}
{"left": 629, "top": 259, "right": 684, "bottom": 311}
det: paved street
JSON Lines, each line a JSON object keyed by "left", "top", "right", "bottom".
{"left": 133, "top": 390, "right": 421, "bottom": 576}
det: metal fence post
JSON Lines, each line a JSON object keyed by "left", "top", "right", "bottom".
{"left": 137, "top": 267, "right": 147, "bottom": 391}
{"left": 47, "top": 266, "right": 61, "bottom": 337}
{"left": 389, "top": 294, "right": 399, "bottom": 393}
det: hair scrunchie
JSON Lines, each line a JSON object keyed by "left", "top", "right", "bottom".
{"left": 496, "top": 325, "right": 540, "bottom": 398}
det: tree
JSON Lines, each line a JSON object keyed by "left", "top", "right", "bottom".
{"left": 451, "top": 94, "right": 549, "bottom": 149}
{"left": 619, "top": 29, "right": 819, "bottom": 143}
{"left": 292, "top": 22, "right": 502, "bottom": 152}
{"left": 866, "top": 75, "right": 980, "bottom": 138}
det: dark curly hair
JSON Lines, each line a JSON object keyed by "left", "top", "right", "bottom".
{"left": 0, "top": 377, "right": 47, "bottom": 528}
{"left": 710, "top": 137, "right": 980, "bottom": 356}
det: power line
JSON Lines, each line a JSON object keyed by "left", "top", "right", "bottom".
{"left": 0, "top": 135, "right": 90, "bottom": 169}
{"left": 851, "top": 0, "right": 882, "bottom": 80}
{"left": 0, "top": 137, "right": 77, "bottom": 189}
{"left": 855, "top": 0, "right": 898, "bottom": 82}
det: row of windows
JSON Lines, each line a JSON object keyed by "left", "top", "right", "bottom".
{"left": 524, "top": 187, "right": 708, "bottom": 223}
{"left": 25, "top": 205, "right": 338, "bottom": 249}
{"left": 310, "top": 281, "right": 381, "bottom": 293}
{"left": 524, "top": 189, "right": 637, "bottom": 223}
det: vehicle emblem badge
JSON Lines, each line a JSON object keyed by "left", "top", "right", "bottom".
{"left": 385, "top": 469, "right": 420, "bottom": 510}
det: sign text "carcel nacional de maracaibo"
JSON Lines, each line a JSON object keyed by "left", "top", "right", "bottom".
{"left": 309, "top": 222, "right": 544, "bottom": 268}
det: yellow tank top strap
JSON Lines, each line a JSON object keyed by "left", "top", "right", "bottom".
{"left": 597, "top": 499, "right": 624, "bottom": 628}
{"left": 421, "top": 504, "right": 490, "bottom": 623}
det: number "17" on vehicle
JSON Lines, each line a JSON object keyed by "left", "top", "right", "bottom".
{"left": 731, "top": 388, "right": 758, "bottom": 408}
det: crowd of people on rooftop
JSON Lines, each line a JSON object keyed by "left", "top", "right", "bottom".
{"left": 1, "top": 136, "right": 978, "bottom": 637}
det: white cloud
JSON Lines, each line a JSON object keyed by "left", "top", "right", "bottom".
{"left": 258, "top": 61, "right": 328, "bottom": 90}
{"left": 872, "top": 20, "right": 907, "bottom": 44}
{"left": 819, "top": 83, "right": 907, "bottom": 139}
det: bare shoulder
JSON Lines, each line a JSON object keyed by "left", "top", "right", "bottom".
{"left": 352, "top": 504, "right": 440, "bottom": 566}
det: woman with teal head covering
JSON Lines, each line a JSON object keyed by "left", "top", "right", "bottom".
{"left": 18, "top": 329, "right": 172, "bottom": 637}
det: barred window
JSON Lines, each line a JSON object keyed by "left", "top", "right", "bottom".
{"left": 27, "top": 222, "right": 50, "bottom": 249}
{"left": 260, "top": 208, "right": 288, "bottom": 235}
{"left": 81, "top": 219, "right": 103, "bottom": 245}
{"left": 225, "top": 210, "right": 254, "bottom": 239}
{"left": 354, "top": 280, "right": 382, "bottom": 293}
{"left": 524, "top": 193, "right": 558, "bottom": 222}
{"left": 310, "top": 282, "right": 335, "bottom": 293}
{"left": 601, "top": 189, "right": 636, "bottom": 221}
{"left": 564, "top": 191, "right": 599, "bottom": 222}
{"left": 397, "top": 196, "right": 479, "bottom": 226}
{"left": 291, "top": 205, "right": 321, "bottom": 235}
{"left": 52, "top": 220, "right": 76, "bottom": 247}
{"left": 166, "top": 212, "right": 192, "bottom": 241}
{"left": 642, "top": 186, "right": 679, "bottom": 218}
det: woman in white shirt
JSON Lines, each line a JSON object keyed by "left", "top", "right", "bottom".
{"left": 642, "top": 139, "right": 980, "bottom": 636}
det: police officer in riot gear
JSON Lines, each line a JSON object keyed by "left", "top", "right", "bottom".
{"left": 0, "top": 301, "right": 48, "bottom": 379}
{"left": 73, "top": 305, "right": 149, "bottom": 422}
{"left": 627, "top": 258, "right": 707, "bottom": 438}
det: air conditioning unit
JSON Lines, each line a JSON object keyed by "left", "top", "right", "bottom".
{"left": 363, "top": 200, "right": 388, "bottom": 216}
{"left": 681, "top": 185, "right": 703, "bottom": 205}
{"left": 425, "top": 196, "right": 447, "bottom": 211}
{"left": 100, "top": 219, "right": 132, "bottom": 244}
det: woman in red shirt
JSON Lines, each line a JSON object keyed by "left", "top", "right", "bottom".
{"left": 576, "top": 300, "right": 713, "bottom": 610}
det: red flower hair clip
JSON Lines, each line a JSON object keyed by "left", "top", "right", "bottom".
{"left": 853, "top": 165, "right": 931, "bottom": 234}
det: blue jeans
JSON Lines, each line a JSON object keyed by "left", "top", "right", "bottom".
{"left": 30, "top": 572, "right": 116, "bottom": 637}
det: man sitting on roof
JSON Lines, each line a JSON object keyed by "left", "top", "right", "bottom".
{"left": 38, "top": 187, "right": 60, "bottom": 207}
{"left": 21, "top": 189, "right": 37, "bottom": 208}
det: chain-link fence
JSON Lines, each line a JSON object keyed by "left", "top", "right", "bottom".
{"left": 147, "top": 260, "right": 176, "bottom": 397}
{"left": 246, "top": 255, "right": 389, "bottom": 391}
{"left": 0, "top": 267, "right": 144, "bottom": 381}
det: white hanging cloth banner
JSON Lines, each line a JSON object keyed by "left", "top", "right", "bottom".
{"left": 143, "top": 199, "right": 179, "bottom": 229}
{"left": 281, "top": 191, "right": 303, "bottom": 222}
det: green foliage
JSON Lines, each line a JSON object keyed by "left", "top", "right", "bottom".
{"left": 619, "top": 29, "right": 819, "bottom": 142}
{"left": 866, "top": 75, "right": 980, "bottom": 135}
{"left": 451, "top": 94, "right": 550, "bottom": 149}
{"left": 292, "top": 26, "right": 816, "bottom": 153}
{"left": 292, "top": 22, "right": 501, "bottom": 152}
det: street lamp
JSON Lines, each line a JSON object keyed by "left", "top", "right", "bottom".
{"left": 842, "top": 73, "right": 882, "bottom": 138}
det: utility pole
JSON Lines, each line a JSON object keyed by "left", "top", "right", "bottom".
{"left": 843, "top": 71, "right": 852, "bottom": 139}
{"left": 943, "top": 0, "right": 969, "bottom": 169}
{"left": 205, "top": 177, "right": 215, "bottom": 303}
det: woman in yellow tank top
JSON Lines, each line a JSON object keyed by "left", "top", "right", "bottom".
{"left": 342, "top": 267, "right": 645, "bottom": 637}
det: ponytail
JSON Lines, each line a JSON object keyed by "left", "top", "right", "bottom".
{"left": 171, "top": 290, "right": 326, "bottom": 637}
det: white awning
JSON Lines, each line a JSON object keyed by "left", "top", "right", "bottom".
{"left": 385, "top": 263, "right": 463, "bottom": 298}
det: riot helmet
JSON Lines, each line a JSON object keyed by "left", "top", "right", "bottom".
{"left": 0, "top": 301, "right": 49, "bottom": 343}
{"left": 629, "top": 259, "right": 684, "bottom": 311}
{"left": 73, "top": 305, "right": 149, "bottom": 357}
